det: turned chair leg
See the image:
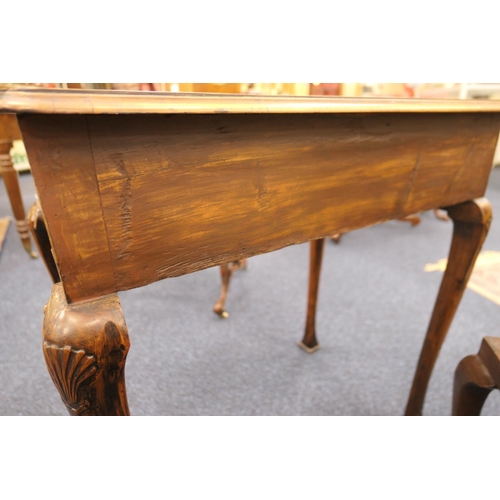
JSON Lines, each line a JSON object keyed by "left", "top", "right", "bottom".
{"left": 28, "top": 200, "right": 60, "bottom": 283}
{"left": 405, "top": 198, "right": 492, "bottom": 416}
{"left": 213, "top": 259, "right": 247, "bottom": 318}
{"left": 43, "top": 283, "right": 130, "bottom": 416}
{"left": 0, "top": 140, "right": 37, "bottom": 258}
{"left": 299, "top": 238, "right": 325, "bottom": 353}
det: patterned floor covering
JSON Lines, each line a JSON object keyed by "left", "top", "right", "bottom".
{"left": 425, "top": 250, "right": 500, "bottom": 306}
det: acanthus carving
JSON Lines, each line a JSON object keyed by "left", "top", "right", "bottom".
{"left": 43, "top": 342, "right": 97, "bottom": 415}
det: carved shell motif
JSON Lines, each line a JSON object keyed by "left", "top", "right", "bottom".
{"left": 43, "top": 342, "right": 97, "bottom": 413}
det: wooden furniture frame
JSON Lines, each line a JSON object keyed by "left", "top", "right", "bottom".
{"left": 0, "top": 114, "right": 36, "bottom": 257}
{"left": 2, "top": 87, "right": 500, "bottom": 416}
{"left": 453, "top": 336, "right": 500, "bottom": 415}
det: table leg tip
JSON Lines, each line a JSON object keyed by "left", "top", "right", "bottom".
{"left": 214, "top": 309, "right": 229, "bottom": 319}
{"left": 297, "top": 341, "right": 320, "bottom": 354}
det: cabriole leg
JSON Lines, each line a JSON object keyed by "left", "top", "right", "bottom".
{"left": 405, "top": 198, "right": 492, "bottom": 416}
{"left": 213, "top": 259, "right": 247, "bottom": 319}
{"left": 43, "top": 283, "right": 130, "bottom": 416}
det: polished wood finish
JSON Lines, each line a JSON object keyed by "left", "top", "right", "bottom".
{"left": 0, "top": 113, "right": 36, "bottom": 257}
{"left": 452, "top": 337, "right": 500, "bottom": 415}
{"left": 2, "top": 88, "right": 500, "bottom": 415}
{"left": 299, "top": 239, "right": 325, "bottom": 353}
{"left": 4, "top": 87, "right": 500, "bottom": 114}
{"left": 43, "top": 283, "right": 130, "bottom": 416}
{"left": 405, "top": 198, "right": 492, "bottom": 415}
{"left": 0, "top": 112, "right": 21, "bottom": 141}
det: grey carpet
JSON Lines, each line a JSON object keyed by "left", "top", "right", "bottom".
{"left": 2, "top": 170, "right": 500, "bottom": 416}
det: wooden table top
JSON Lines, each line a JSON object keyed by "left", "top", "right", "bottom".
{"left": 2, "top": 87, "right": 500, "bottom": 115}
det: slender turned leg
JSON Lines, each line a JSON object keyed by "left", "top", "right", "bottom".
{"left": 43, "top": 283, "right": 130, "bottom": 416}
{"left": 28, "top": 200, "right": 60, "bottom": 283}
{"left": 0, "top": 141, "right": 37, "bottom": 258}
{"left": 299, "top": 238, "right": 325, "bottom": 353}
{"left": 452, "top": 337, "right": 500, "bottom": 416}
{"left": 405, "top": 198, "right": 492, "bottom": 416}
{"left": 213, "top": 259, "right": 247, "bottom": 318}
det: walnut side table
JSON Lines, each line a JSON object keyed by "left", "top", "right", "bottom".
{"left": 2, "top": 88, "right": 500, "bottom": 416}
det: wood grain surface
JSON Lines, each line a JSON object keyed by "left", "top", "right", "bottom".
{"left": 17, "top": 111, "right": 500, "bottom": 303}
{"left": 0, "top": 113, "right": 22, "bottom": 143}
{"left": 19, "top": 115, "right": 116, "bottom": 301}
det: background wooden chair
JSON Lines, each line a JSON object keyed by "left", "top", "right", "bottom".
{"left": 0, "top": 114, "right": 36, "bottom": 258}
{"left": 453, "top": 337, "right": 500, "bottom": 415}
